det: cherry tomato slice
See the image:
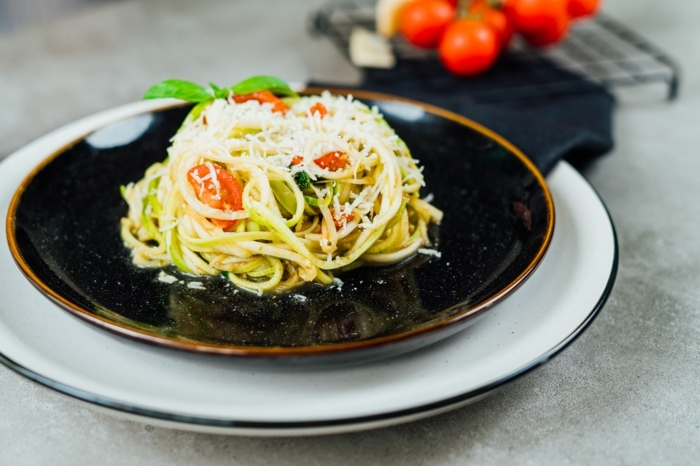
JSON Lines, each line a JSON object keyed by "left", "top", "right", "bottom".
{"left": 187, "top": 163, "right": 243, "bottom": 230}
{"left": 332, "top": 211, "right": 355, "bottom": 230}
{"left": 291, "top": 155, "right": 304, "bottom": 166}
{"left": 314, "top": 151, "right": 349, "bottom": 171}
{"left": 232, "top": 90, "right": 287, "bottom": 113}
{"left": 309, "top": 102, "right": 328, "bottom": 118}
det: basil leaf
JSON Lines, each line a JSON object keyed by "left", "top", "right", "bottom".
{"left": 143, "top": 80, "right": 212, "bottom": 102}
{"left": 231, "top": 75, "right": 298, "bottom": 97}
{"left": 209, "top": 82, "right": 230, "bottom": 99}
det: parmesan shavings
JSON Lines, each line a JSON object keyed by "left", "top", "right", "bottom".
{"left": 418, "top": 248, "right": 442, "bottom": 258}
{"left": 157, "top": 271, "right": 178, "bottom": 284}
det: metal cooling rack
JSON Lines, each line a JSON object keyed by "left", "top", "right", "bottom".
{"left": 309, "top": 1, "right": 680, "bottom": 102}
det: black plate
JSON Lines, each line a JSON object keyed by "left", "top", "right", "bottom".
{"left": 7, "top": 89, "right": 554, "bottom": 365}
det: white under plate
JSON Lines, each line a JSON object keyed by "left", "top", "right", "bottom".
{"left": 0, "top": 101, "right": 617, "bottom": 437}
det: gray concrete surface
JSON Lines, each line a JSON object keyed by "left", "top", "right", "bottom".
{"left": 1, "top": 0, "right": 699, "bottom": 464}
{"left": 0, "top": 0, "right": 112, "bottom": 32}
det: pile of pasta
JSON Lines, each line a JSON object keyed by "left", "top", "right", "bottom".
{"left": 121, "top": 90, "right": 443, "bottom": 293}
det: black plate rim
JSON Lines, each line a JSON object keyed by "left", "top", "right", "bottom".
{"left": 5, "top": 89, "right": 555, "bottom": 358}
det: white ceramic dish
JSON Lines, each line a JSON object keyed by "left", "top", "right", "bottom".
{"left": 0, "top": 101, "right": 616, "bottom": 437}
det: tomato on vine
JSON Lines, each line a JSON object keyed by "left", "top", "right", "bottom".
{"left": 520, "top": 8, "right": 568, "bottom": 46}
{"left": 439, "top": 19, "right": 499, "bottom": 76}
{"left": 400, "top": 0, "right": 456, "bottom": 48}
{"left": 503, "top": 0, "right": 569, "bottom": 36}
{"left": 469, "top": 0, "right": 514, "bottom": 49}
{"left": 567, "top": 0, "right": 600, "bottom": 18}
{"left": 395, "top": 0, "right": 599, "bottom": 75}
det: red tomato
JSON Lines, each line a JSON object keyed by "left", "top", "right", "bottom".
{"left": 469, "top": 2, "right": 514, "bottom": 50}
{"left": 400, "top": 0, "right": 456, "bottom": 48}
{"left": 521, "top": 7, "right": 569, "bottom": 46}
{"left": 187, "top": 163, "right": 243, "bottom": 230}
{"left": 503, "top": 0, "right": 568, "bottom": 36}
{"left": 567, "top": 0, "right": 600, "bottom": 18}
{"left": 309, "top": 102, "right": 328, "bottom": 118}
{"left": 291, "top": 155, "right": 304, "bottom": 165}
{"left": 314, "top": 151, "right": 349, "bottom": 171}
{"left": 232, "top": 90, "right": 287, "bottom": 113}
{"left": 332, "top": 211, "right": 355, "bottom": 230}
{"left": 438, "top": 19, "right": 499, "bottom": 76}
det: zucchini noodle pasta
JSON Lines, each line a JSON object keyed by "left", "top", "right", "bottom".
{"left": 120, "top": 89, "right": 443, "bottom": 294}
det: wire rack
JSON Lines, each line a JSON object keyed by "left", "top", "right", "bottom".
{"left": 309, "top": 1, "right": 680, "bottom": 103}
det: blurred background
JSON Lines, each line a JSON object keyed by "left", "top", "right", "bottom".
{"left": 0, "top": 0, "right": 114, "bottom": 31}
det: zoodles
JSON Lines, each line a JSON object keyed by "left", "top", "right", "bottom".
{"left": 121, "top": 77, "right": 443, "bottom": 294}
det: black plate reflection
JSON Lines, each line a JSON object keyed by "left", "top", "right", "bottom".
{"left": 9, "top": 92, "right": 553, "bottom": 362}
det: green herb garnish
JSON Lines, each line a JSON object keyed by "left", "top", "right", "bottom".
{"left": 143, "top": 75, "right": 298, "bottom": 103}
{"left": 230, "top": 76, "right": 298, "bottom": 97}
{"left": 208, "top": 82, "right": 229, "bottom": 100}
{"left": 143, "top": 80, "right": 212, "bottom": 102}
{"left": 294, "top": 172, "right": 310, "bottom": 190}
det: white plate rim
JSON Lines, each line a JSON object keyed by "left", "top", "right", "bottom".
{"left": 0, "top": 100, "right": 618, "bottom": 436}
{"left": 0, "top": 225, "right": 616, "bottom": 435}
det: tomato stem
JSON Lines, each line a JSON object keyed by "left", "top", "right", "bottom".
{"left": 456, "top": 0, "right": 473, "bottom": 19}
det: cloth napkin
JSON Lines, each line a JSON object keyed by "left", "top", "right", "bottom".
{"left": 311, "top": 54, "right": 614, "bottom": 175}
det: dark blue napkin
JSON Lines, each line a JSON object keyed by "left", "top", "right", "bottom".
{"left": 312, "top": 55, "right": 614, "bottom": 175}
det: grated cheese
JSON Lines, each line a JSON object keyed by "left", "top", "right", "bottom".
{"left": 418, "top": 248, "right": 442, "bottom": 258}
{"left": 157, "top": 271, "right": 178, "bottom": 284}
